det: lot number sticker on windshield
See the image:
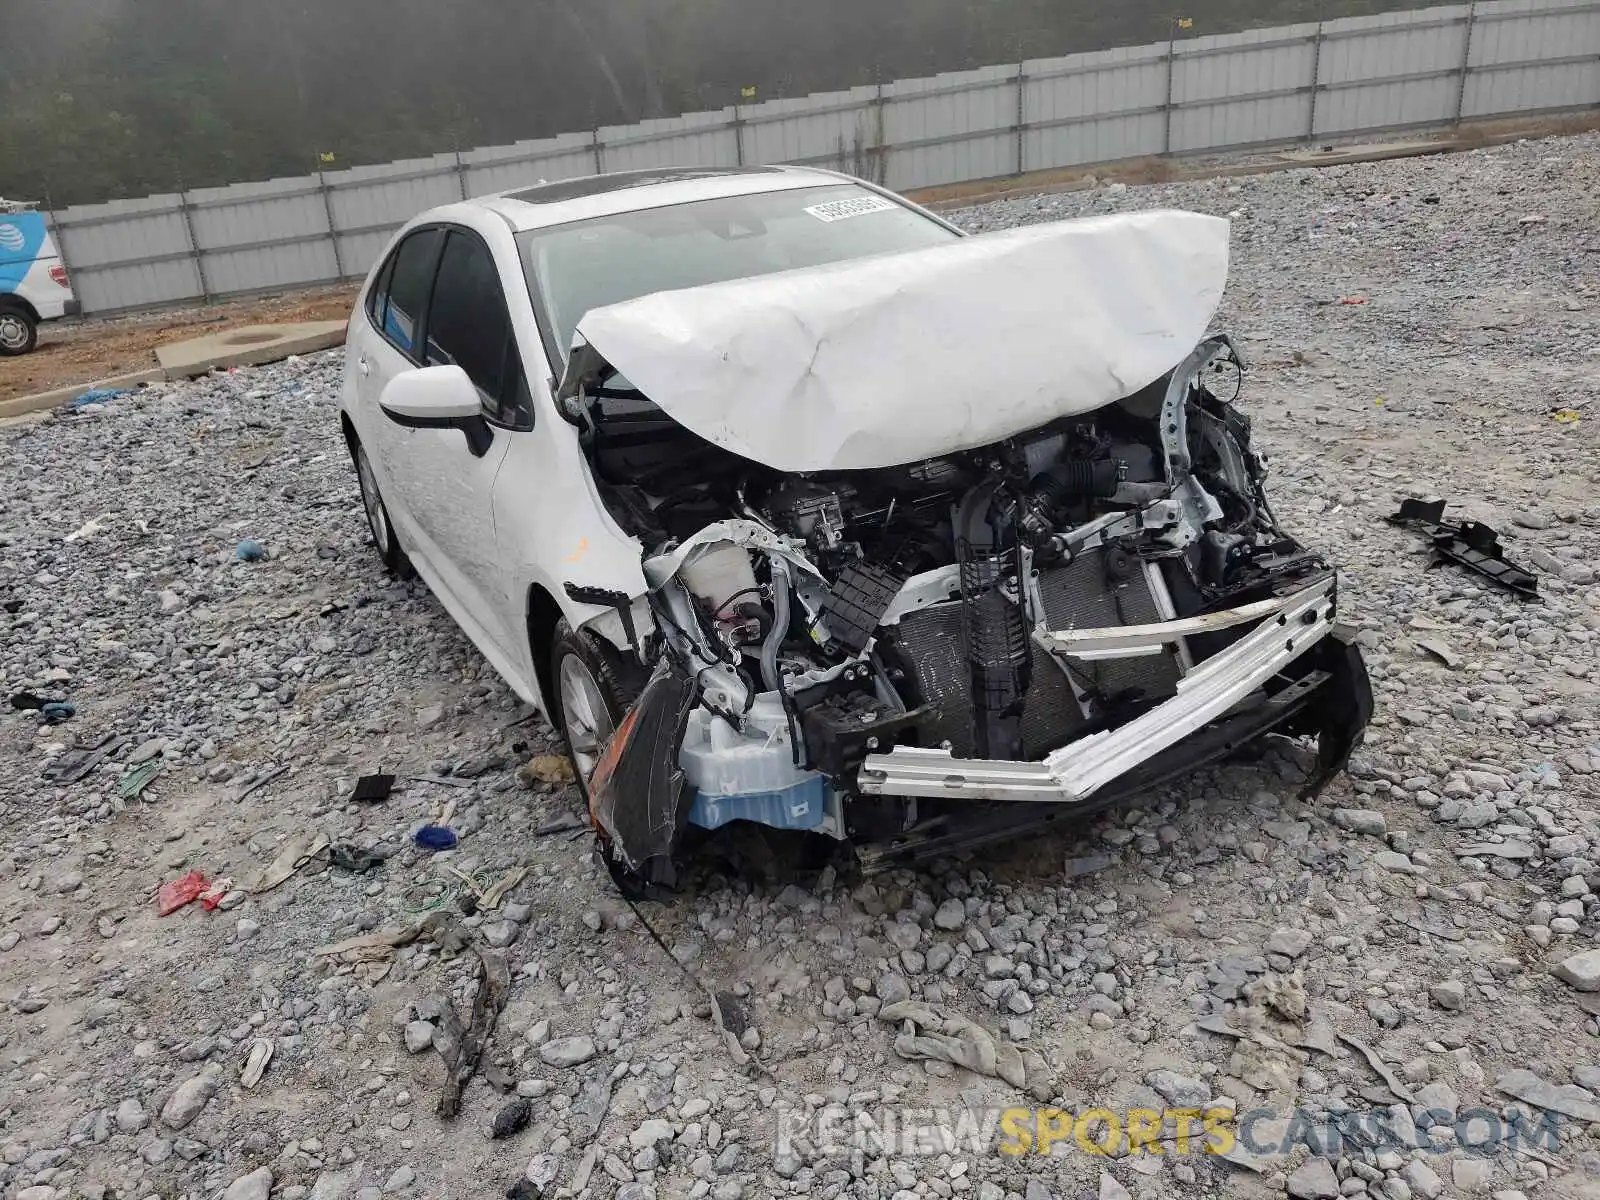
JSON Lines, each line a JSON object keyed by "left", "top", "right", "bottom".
{"left": 804, "top": 195, "right": 898, "bottom": 222}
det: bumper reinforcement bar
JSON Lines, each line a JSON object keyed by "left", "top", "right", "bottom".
{"left": 856, "top": 576, "right": 1336, "bottom": 803}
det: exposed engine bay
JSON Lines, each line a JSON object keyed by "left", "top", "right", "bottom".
{"left": 569, "top": 335, "right": 1373, "bottom": 887}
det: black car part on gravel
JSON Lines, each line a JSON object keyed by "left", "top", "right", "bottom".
{"left": 1386, "top": 498, "right": 1539, "bottom": 600}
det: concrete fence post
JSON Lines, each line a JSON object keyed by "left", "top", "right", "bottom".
{"left": 454, "top": 151, "right": 469, "bottom": 200}
{"left": 317, "top": 172, "right": 346, "bottom": 281}
{"left": 733, "top": 105, "right": 746, "bottom": 166}
{"left": 591, "top": 130, "right": 604, "bottom": 175}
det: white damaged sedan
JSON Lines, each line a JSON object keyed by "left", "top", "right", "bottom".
{"left": 339, "top": 165, "right": 1372, "bottom": 892}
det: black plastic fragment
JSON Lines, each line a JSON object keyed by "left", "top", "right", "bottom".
{"left": 351, "top": 772, "right": 395, "bottom": 803}
{"left": 821, "top": 562, "right": 903, "bottom": 653}
{"left": 1386, "top": 498, "right": 1539, "bottom": 600}
{"left": 491, "top": 1097, "right": 533, "bottom": 1139}
{"left": 328, "top": 844, "right": 385, "bottom": 874}
{"left": 564, "top": 582, "right": 640, "bottom": 652}
{"left": 41, "top": 734, "right": 130, "bottom": 785}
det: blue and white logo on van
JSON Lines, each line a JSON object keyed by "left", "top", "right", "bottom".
{"left": 0, "top": 213, "right": 49, "bottom": 294}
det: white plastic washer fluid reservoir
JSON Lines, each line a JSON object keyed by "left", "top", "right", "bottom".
{"left": 678, "top": 542, "right": 758, "bottom": 616}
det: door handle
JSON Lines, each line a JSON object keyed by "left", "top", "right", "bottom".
{"left": 357, "top": 356, "right": 371, "bottom": 376}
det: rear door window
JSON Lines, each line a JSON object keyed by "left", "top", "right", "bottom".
{"left": 372, "top": 227, "right": 444, "bottom": 357}
{"left": 424, "top": 229, "right": 531, "bottom": 427}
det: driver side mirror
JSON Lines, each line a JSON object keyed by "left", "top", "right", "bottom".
{"left": 379, "top": 366, "right": 493, "bottom": 457}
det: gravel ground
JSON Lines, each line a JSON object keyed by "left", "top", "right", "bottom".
{"left": 1, "top": 133, "right": 1598, "bottom": 1200}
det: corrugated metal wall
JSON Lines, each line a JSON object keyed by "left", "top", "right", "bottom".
{"left": 47, "top": 0, "right": 1600, "bottom": 314}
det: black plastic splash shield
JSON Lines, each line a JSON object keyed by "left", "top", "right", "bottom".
{"left": 589, "top": 657, "right": 697, "bottom": 884}
{"left": 1386, "top": 498, "right": 1539, "bottom": 600}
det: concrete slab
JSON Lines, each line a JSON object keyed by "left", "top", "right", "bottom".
{"left": 1278, "top": 139, "right": 1449, "bottom": 166}
{"left": 155, "top": 320, "right": 347, "bottom": 380}
{"left": 0, "top": 367, "right": 166, "bottom": 422}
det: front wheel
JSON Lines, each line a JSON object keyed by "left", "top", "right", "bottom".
{"left": 550, "top": 620, "right": 661, "bottom": 895}
{"left": 550, "top": 620, "right": 643, "bottom": 800}
{"left": 351, "top": 441, "right": 413, "bottom": 577}
{"left": 0, "top": 306, "right": 37, "bottom": 356}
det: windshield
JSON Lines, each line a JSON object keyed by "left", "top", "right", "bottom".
{"left": 516, "top": 183, "right": 958, "bottom": 366}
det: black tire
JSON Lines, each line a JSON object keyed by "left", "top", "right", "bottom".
{"left": 550, "top": 620, "right": 656, "bottom": 895}
{"left": 351, "top": 440, "right": 414, "bottom": 578}
{"left": 549, "top": 618, "right": 644, "bottom": 804}
{"left": 0, "top": 305, "right": 38, "bottom": 356}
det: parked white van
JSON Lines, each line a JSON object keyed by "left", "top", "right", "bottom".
{"left": 0, "top": 207, "right": 79, "bottom": 355}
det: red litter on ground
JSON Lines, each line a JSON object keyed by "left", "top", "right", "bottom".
{"left": 1338, "top": 295, "right": 1368, "bottom": 305}
{"left": 157, "top": 871, "right": 229, "bottom": 915}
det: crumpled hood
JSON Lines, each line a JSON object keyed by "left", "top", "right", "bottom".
{"left": 571, "top": 208, "right": 1230, "bottom": 472}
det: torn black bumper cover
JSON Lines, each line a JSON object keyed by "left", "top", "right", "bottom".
{"left": 1387, "top": 498, "right": 1539, "bottom": 600}
{"left": 588, "top": 657, "right": 697, "bottom": 890}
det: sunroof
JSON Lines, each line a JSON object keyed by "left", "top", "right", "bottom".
{"left": 503, "top": 166, "right": 785, "bottom": 205}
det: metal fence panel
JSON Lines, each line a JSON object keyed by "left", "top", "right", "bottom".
{"left": 741, "top": 87, "right": 881, "bottom": 169}
{"left": 462, "top": 133, "right": 602, "bottom": 196}
{"left": 885, "top": 65, "right": 1019, "bottom": 190}
{"left": 51, "top": 194, "right": 199, "bottom": 312}
{"left": 322, "top": 156, "right": 464, "bottom": 278}
{"left": 44, "top": 0, "right": 1600, "bottom": 314}
{"left": 1171, "top": 24, "right": 1320, "bottom": 151}
{"left": 1023, "top": 46, "right": 1169, "bottom": 171}
{"left": 598, "top": 110, "right": 740, "bottom": 172}
{"left": 185, "top": 176, "right": 334, "bottom": 296}
{"left": 1465, "top": 0, "right": 1600, "bottom": 114}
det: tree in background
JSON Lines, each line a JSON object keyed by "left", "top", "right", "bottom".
{"left": 1, "top": 0, "right": 1409, "bottom": 205}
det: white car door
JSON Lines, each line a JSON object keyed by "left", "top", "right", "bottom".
{"left": 363, "top": 225, "right": 527, "bottom": 667}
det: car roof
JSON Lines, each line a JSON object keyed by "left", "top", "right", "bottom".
{"left": 468, "top": 165, "right": 856, "bottom": 232}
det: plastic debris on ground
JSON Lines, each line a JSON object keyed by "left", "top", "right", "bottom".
{"left": 40, "top": 701, "right": 75, "bottom": 724}
{"left": 443, "top": 864, "right": 526, "bottom": 912}
{"left": 1386, "top": 497, "right": 1540, "bottom": 599}
{"left": 118, "top": 758, "right": 163, "bottom": 800}
{"left": 240, "top": 1038, "right": 274, "bottom": 1089}
{"left": 41, "top": 734, "right": 128, "bottom": 784}
{"left": 157, "top": 871, "right": 229, "bottom": 916}
{"left": 329, "top": 843, "right": 385, "bottom": 874}
{"left": 491, "top": 1097, "right": 533, "bottom": 1139}
{"left": 64, "top": 513, "right": 110, "bottom": 543}
{"left": 351, "top": 772, "right": 395, "bottom": 803}
{"left": 234, "top": 538, "right": 267, "bottom": 562}
{"left": 251, "top": 830, "right": 331, "bottom": 892}
{"left": 9, "top": 692, "right": 46, "bottom": 711}
{"left": 414, "top": 825, "right": 458, "bottom": 852}
{"left": 68, "top": 387, "right": 133, "bottom": 408}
